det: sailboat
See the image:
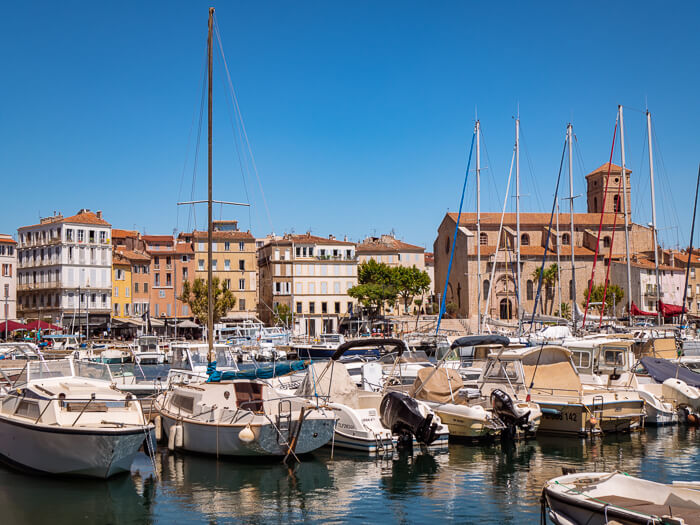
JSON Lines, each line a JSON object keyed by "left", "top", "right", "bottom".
{"left": 155, "top": 8, "right": 335, "bottom": 457}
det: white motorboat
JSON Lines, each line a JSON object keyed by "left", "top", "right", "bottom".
{"left": 131, "top": 335, "right": 165, "bottom": 365}
{"left": 0, "top": 358, "right": 153, "bottom": 478}
{"left": 289, "top": 338, "right": 449, "bottom": 453}
{"left": 543, "top": 471, "right": 700, "bottom": 525}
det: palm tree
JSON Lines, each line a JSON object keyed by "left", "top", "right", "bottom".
{"left": 532, "top": 264, "right": 559, "bottom": 314}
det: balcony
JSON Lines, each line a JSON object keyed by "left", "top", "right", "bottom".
{"left": 17, "top": 258, "right": 60, "bottom": 269}
{"left": 18, "top": 281, "right": 63, "bottom": 291}
{"left": 314, "top": 255, "right": 357, "bottom": 261}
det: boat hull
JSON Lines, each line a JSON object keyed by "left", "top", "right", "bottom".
{"left": 160, "top": 410, "right": 334, "bottom": 456}
{"left": 537, "top": 399, "right": 644, "bottom": 435}
{"left": 0, "top": 415, "right": 150, "bottom": 478}
{"left": 424, "top": 402, "right": 497, "bottom": 439}
{"left": 294, "top": 347, "right": 379, "bottom": 360}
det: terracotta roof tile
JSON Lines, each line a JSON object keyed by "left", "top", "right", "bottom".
{"left": 447, "top": 212, "right": 629, "bottom": 227}
{"left": 356, "top": 236, "right": 424, "bottom": 254}
{"left": 112, "top": 229, "right": 139, "bottom": 239}
{"left": 115, "top": 248, "right": 151, "bottom": 262}
{"left": 191, "top": 230, "right": 255, "bottom": 241}
{"left": 584, "top": 162, "right": 629, "bottom": 178}
{"left": 20, "top": 210, "right": 111, "bottom": 229}
{"left": 142, "top": 235, "right": 173, "bottom": 243}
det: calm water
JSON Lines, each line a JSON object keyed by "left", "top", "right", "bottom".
{"left": 0, "top": 426, "right": 698, "bottom": 524}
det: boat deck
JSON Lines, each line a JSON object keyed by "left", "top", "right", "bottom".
{"left": 596, "top": 494, "right": 700, "bottom": 524}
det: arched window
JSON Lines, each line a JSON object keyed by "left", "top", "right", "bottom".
{"left": 526, "top": 279, "right": 534, "bottom": 301}
{"left": 483, "top": 279, "right": 490, "bottom": 299}
{"left": 479, "top": 232, "right": 488, "bottom": 245}
{"left": 562, "top": 233, "right": 570, "bottom": 245}
{"left": 603, "top": 236, "right": 611, "bottom": 248}
{"left": 594, "top": 197, "right": 598, "bottom": 212}
{"left": 613, "top": 195, "right": 621, "bottom": 212}
{"left": 500, "top": 298, "right": 513, "bottom": 320}
{"left": 521, "top": 234, "right": 530, "bottom": 246}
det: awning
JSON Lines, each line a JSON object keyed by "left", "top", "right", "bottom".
{"left": 0, "top": 320, "right": 29, "bottom": 332}
{"left": 26, "top": 320, "right": 63, "bottom": 331}
{"left": 177, "top": 320, "right": 200, "bottom": 328}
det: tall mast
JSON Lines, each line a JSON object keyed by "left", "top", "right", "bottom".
{"left": 476, "top": 120, "right": 481, "bottom": 332}
{"left": 207, "top": 7, "right": 214, "bottom": 362}
{"left": 516, "top": 117, "right": 522, "bottom": 333}
{"left": 619, "top": 106, "right": 633, "bottom": 324}
{"left": 647, "top": 110, "right": 662, "bottom": 326}
{"left": 567, "top": 123, "right": 577, "bottom": 331}
{"left": 556, "top": 199, "right": 562, "bottom": 316}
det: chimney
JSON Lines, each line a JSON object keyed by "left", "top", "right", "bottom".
{"left": 329, "top": 234, "right": 336, "bottom": 240}
{"left": 344, "top": 235, "right": 348, "bottom": 242}
{"left": 96, "top": 210, "right": 103, "bottom": 219}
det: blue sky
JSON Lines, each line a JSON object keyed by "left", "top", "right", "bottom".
{"left": 1, "top": 1, "right": 698, "bottom": 250}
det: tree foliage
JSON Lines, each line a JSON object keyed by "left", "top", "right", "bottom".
{"left": 349, "top": 260, "right": 431, "bottom": 316}
{"left": 532, "top": 264, "right": 559, "bottom": 314}
{"left": 273, "top": 303, "right": 292, "bottom": 328}
{"left": 583, "top": 283, "right": 625, "bottom": 314}
{"left": 179, "top": 278, "right": 236, "bottom": 325}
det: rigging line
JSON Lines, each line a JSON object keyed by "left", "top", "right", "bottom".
{"left": 478, "top": 123, "right": 502, "bottom": 210}
{"left": 177, "top": 43, "right": 209, "bottom": 234}
{"left": 652, "top": 121, "right": 683, "bottom": 247}
{"left": 680, "top": 164, "right": 700, "bottom": 326}
{"left": 582, "top": 117, "right": 619, "bottom": 327}
{"left": 518, "top": 124, "right": 545, "bottom": 213}
{"left": 214, "top": 16, "right": 275, "bottom": 234}
{"left": 435, "top": 132, "right": 476, "bottom": 336}
{"left": 187, "top": 55, "right": 208, "bottom": 234}
{"left": 215, "top": 50, "right": 254, "bottom": 230}
{"left": 482, "top": 146, "right": 516, "bottom": 325}
{"left": 599, "top": 170, "right": 624, "bottom": 327}
{"left": 529, "top": 136, "right": 567, "bottom": 330}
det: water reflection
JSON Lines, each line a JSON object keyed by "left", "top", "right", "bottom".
{"left": 0, "top": 426, "right": 696, "bottom": 524}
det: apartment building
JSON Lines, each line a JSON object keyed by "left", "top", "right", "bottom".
{"left": 610, "top": 258, "right": 684, "bottom": 315}
{"left": 0, "top": 234, "right": 17, "bottom": 323}
{"left": 112, "top": 229, "right": 152, "bottom": 318}
{"left": 16, "top": 209, "right": 112, "bottom": 328}
{"left": 143, "top": 235, "right": 194, "bottom": 321}
{"left": 112, "top": 250, "right": 132, "bottom": 318}
{"left": 356, "top": 233, "right": 426, "bottom": 270}
{"left": 180, "top": 221, "right": 257, "bottom": 320}
{"left": 669, "top": 250, "right": 700, "bottom": 315}
{"left": 258, "top": 233, "right": 357, "bottom": 335}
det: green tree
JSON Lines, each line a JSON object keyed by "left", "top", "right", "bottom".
{"left": 273, "top": 303, "right": 292, "bottom": 328}
{"left": 349, "top": 260, "right": 398, "bottom": 316}
{"left": 179, "top": 278, "right": 236, "bottom": 325}
{"left": 583, "top": 283, "right": 624, "bottom": 314}
{"left": 392, "top": 265, "right": 432, "bottom": 314}
{"left": 557, "top": 302, "right": 572, "bottom": 320}
{"left": 532, "top": 264, "right": 559, "bottom": 314}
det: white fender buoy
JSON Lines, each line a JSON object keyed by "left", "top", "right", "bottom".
{"left": 174, "top": 424, "right": 184, "bottom": 447}
{"left": 238, "top": 424, "right": 255, "bottom": 444}
{"left": 168, "top": 424, "right": 183, "bottom": 450}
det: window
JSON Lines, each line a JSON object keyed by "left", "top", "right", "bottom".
{"left": 224, "top": 259, "right": 231, "bottom": 270}
{"left": 603, "top": 236, "right": 611, "bottom": 248}
{"left": 274, "top": 265, "right": 280, "bottom": 276}
{"left": 296, "top": 302, "right": 302, "bottom": 313}
{"left": 239, "top": 298, "right": 246, "bottom": 310}
{"left": 224, "top": 242, "right": 230, "bottom": 251}
{"left": 321, "top": 282, "right": 328, "bottom": 294}
{"left": 182, "top": 305, "right": 189, "bottom": 316}
{"left": 166, "top": 273, "right": 172, "bottom": 286}
{"left": 154, "top": 274, "right": 160, "bottom": 286}
{"left": 239, "top": 278, "right": 245, "bottom": 290}
{"left": 520, "top": 234, "right": 530, "bottom": 246}
{"left": 66, "top": 229, "right": 74, "bottom": 241}
{"left": 309, "top": 302, "right": 315, "bottom": 314}
{"left": 181, "top": 255, "right": 188, "bottom": 262}
{"left": 114, "top": 287, "right": 119, "bottom": 297}
{"left": 224, "top": 279, "right": 231, "bottom": 289}
{"left": 693, "top": 268, "right": 697, "bottom": 279}
{"left": 526, "top": 280, "right": 533, "bottom": 301}
{"left": 182, "top": 267, "right": 188, "bottom": 280}
{"left": 88, "top": 230, "right": 95, "bottom": 243}
{"left": 334, "top": 282, "right": 341, "bottom": 294}
{"left": 99, "top": 231, "right": 106, "bottom": 243}
{"left": 77, "top": 230, "right": 84, "bottom": 242}
{"left": 239, "top": 260, "right": 245, "bottom": 270}
{"left": 562, "top": 233, "right": 570, "bottom": 246}
{"left": 309, "top": 283, "right": 315, "bottom": 294}
{"left": 124, "top": 304, "right": 130, "bottom": 316}
{"left": 159, "top": 290, "right": 165, "bottom": 298}
{"left": 239, "top": 242, "right": 245, "bottom": 251}
{"left": 334, "top": 302, "right": 340, "bottom": 314}
{"left": 334, "top": 265, "right": 340, "bottom": 276}
{"left": 613, "top": 195, "right": 621, "bottom": 213}
{"left": 571, "top": 351, "right": 591, "bottom": 369}
{"left": 198, "top": 242, "right": 204, "bottom": 252}
{"left": 483, "top": 279, "right": 490, "bottom": 299}
{"left": 125, "top": 287, "right": 130, "bottom": 298}
{"left": 212, "top": 260, "right": 217, "bottom": 270}
{"left": 321, "top": 302, "right": 328, "bottom": 314}
{"left": 275, "top": 282, "right": 281, "bottom": 294}
{"left": 198, "top": 259, "right": 204, "bottom": 271}
{"left": 134, "top": 283, "right": 139, "bottom": 293}
{"left": 479, "top": 232, "right": 488, "bottom": 245}
{"left": 144, "top": 283, "right": 148, "bottom": 292}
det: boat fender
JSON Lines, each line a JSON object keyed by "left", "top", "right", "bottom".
{"left": 168, "top": 424, "right": 183, "bottom": 450}
{"left": 154, "top": 415, "right": 162, "bottom": 442}
{"left": 239, "top": 424, "right": 255, "bottom": 444}
{"left": 589, "top": 417, "right": 598, "bottom": 427}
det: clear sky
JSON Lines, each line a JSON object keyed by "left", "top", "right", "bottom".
{"left": 2, "top": 1, "right": 698, "bottom": 251}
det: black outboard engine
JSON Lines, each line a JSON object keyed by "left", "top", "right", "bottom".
{"left": 380, "top": 391, "right": 438, "bottom": 451}
{"left": 490, "top": 389, "right": 531, "bottom": 441}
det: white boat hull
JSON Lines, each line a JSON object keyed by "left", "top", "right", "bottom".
{"left": 160, "top": 410, "right": 334, "bottom": 456}
{"left": 0, "top": 415, "right": 149, "bottom": 478}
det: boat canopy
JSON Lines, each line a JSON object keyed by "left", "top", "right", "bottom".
{"left": 640, "top": 357, "right": 700, "bottom": 388}
{"left": 206, "top": 360, "right": 309, "bottom": 382}
{"left": 331, "top": 337, "right": 407, "bottom": 360}
{"left": 520, "top": 346, "right": 581, "bottom": 394}
{"left": 295, "top": 361, "right": 359, "bottom": 407}
{"left": 409, "top": 367, "right": 464, "bottom": 404}
{"left": 450, "top": 335, "right": 510, "bottom": 349}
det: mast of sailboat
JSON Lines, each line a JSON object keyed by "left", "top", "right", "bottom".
{"left": 681, "top": 165, "right": 700, "bottom": 327}
{"left": 647, "top": 110, "right": 662, "bottom": 326}
{"left": 567, "top": 123, "right": 577, "bottom": 331}
{"left": 618, "top": 106, "right": 633, "bottom": 325}
{"left": 516, "top": 117, "right": 522, "bottom": 334}
{"left": 207, "top": 7, "right": 214, "bottom": 362}
{"left": 556, "top": 199, "right": 562, "bottom": 315}
{"left": 476, "top": 120, "right": 481, "bottom": 332}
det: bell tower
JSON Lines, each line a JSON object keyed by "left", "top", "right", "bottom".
{"left": 586, "top": 163, "right": 631, "bottom": 215}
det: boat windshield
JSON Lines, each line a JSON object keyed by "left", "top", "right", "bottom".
{"left": 74, "top": 361, "right": 113, "bottom": 382}
{"left": 379, "top": 350, "right": 430, "bottom": 364}
{"left": 138, "top": 336, "right": 158, "bottom": 351}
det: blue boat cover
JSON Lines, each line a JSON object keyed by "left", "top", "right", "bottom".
{"left": 206, "top": 360, "right": 310, "bottom": 382}
{"left": 640, "top": 357, "right": 700, "bottom": 388}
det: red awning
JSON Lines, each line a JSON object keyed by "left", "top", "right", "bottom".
{"left": 0, "top": 320, "right": 29, "bottom": 332}
{"left": 659, "top": 300, "right": 685, "bottom": 317}
{"left": 25, "top": 320, "right": 63, "bottom": 331}
{"left": 630, "top": 301, "right": 656, "bottom": 317}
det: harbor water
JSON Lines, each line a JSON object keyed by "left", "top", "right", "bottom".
{"left": 0, "top": 425, "right": 697, "bottom": 524}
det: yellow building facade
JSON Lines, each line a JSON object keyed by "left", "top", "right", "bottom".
{"left": 112, "top": 250, "right": 133, "bottom": 318}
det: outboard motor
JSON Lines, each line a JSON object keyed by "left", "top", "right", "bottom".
{"left": 490, "top": 389, "right": 531, "bottom": 441}
{"left": 380, "top": 391, "right": 438, "bottom": 451}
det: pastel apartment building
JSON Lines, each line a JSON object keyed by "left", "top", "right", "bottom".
{"left": 0, "top": 234, "right": 17, "bottom": 323}
{"left": 16, "top": 209, "right": 112, "bottom": 329}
